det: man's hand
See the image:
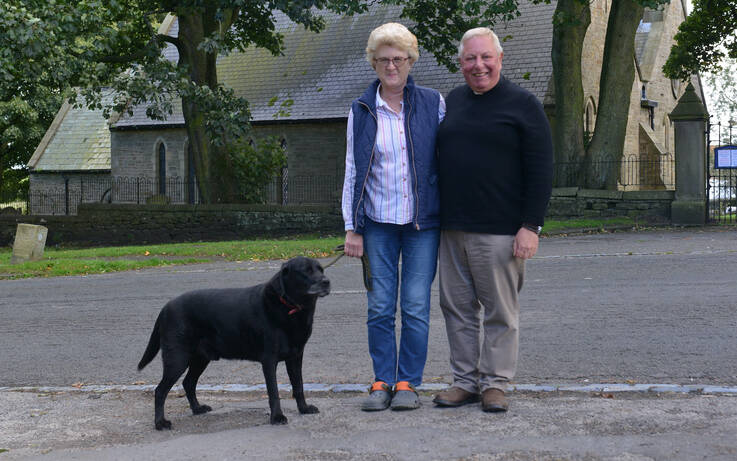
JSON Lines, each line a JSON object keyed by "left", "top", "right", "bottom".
{"left": 513, "top": 227, "right": 539, "bottom": 260}
{"left": 344, "top": 230, "right": 364, "bottom": 258}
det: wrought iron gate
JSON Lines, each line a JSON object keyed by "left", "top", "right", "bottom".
{"left": 707, "top": 120, "right": 737, "bottom": 224}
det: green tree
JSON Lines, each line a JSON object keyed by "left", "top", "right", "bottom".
{"left": 703, "top": 59, "right": 737, "bottom": 145}
{"left": 704, "top": 60, "right": 737, "bottom": 121}
{"left": 663, "top": 0, "right": 737, "bottom": 81}
{"left": 663, "top": 0, "right": 737, "bottom": 146}
{"left": 548, "top": 0, "right": 590, "bottom": 185}
{"left": 0, "top": 89, "right": 63, "bottom": 199}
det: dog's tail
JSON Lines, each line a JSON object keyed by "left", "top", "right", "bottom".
{"left": 137, "top": 313, "right": 161, "bottom": 371}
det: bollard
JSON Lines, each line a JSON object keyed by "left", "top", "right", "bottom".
{"left": 10, "top": 224, "right": 48, "bottom": 264}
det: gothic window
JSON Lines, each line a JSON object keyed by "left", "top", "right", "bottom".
{"left": 584, "top": 98, "right": 596, "bottom": 145}
{"left": 649, "top": 107, "right": 655, "bottom": 130}
{"left": 157, "top": 142, "right": 166, "bottom": 195}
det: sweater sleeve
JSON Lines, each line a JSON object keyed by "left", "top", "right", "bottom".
{"left": 520, "top": 94, "right": 554, "bottom": 226}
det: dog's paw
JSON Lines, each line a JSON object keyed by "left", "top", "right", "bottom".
{"left": 192, "top": 404, "right": 212, "bottom": 415}
{"left": 155, "top": 418, "right": 172, "bottom": 430}
{"left": 270, "top": 413, "right": 288, "bottom": 425}
{"left": 299, "top": 404, "right": 319, "bottom": 414}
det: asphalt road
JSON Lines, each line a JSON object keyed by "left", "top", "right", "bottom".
{"left": 2, "top": 226, "right": 737, "bottom": 460}
{"left": 1, "top": 226, "right": 736, "bottom": 388}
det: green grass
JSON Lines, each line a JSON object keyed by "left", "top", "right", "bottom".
{"left": 0, "top": 234, "right": 344, "bottom": 280}
{"left": 542, "top": 217, "right": 635, "bottom": 233}
{"left": 0, "top": 218, "right": 639, "bottom": 279}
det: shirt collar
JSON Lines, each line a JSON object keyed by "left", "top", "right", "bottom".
{"left": 375, "top": 84, "right": 404, "bottom": 112}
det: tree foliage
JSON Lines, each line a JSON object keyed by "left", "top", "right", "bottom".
{"left": 0, "top": 89, "right": 64, "bottom": 197}
{"left": 224, "top": 136, "right": 287, "bottom": 203}
{"left": 704, "top": 59, "right": 737, "bottom": 122}
{"left": 664, "top": 0, "right": 737, "bottom": 81}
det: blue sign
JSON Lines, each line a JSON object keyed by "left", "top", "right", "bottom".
{"left": 715, "top": 146, "right": 737, "bottom": 169}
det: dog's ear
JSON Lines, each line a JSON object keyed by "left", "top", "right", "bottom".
{"left": 280, "top": 262, "right": 290, "bottom": 277}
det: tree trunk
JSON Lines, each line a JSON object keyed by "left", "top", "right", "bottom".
{"left": 550, "top": 0, "right": 590, "bottom": 187}
{"left": 584, "top": 0, "right": 644, "bottom": 189}
{"left": 176, "top": 9, "right": 238, "bottom": 203}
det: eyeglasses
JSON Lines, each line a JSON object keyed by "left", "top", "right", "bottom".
{"left": 374, "top": 57, "right": 410, "bottom": 68}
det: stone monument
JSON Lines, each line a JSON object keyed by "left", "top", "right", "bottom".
{"left": 11, "top": 223, "right": 48, "bottom": 264}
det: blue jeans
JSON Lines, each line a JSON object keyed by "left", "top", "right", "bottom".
{"left": 363, "top": 219, "right": 440, "bottom": 387}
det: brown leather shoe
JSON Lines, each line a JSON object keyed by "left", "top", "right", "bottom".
{"left": 433, "top": 386, "right": 480, "bottom": 407}
{"left": 481, "top": 388, "right": 508, "bottom": 412}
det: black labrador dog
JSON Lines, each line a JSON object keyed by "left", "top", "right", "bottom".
{"left": 137, "top": 256, "right": 330, "bottom": 430}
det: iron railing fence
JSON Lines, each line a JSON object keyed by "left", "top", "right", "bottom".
{"left": 708, "top": 120, "right": 737, "bottom": 223}
{"left": 17, "top": 156, "right": 677, "bottom": 216}
{"left": 23, "top": 175, "right": 341, "bottom": 215}
{"left": 553, "top": 154, "right": 675, "bottom": 190}
{"left": 0, "top": 190, "right": 28, "bottom": 214}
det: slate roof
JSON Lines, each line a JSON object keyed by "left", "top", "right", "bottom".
{"left": 635, "top": 21, "right": 651, "bottom": 66}
{"left": 28, "top": 91, "right": 113, "bottom": 172}
{"left": 114, "top": 0, "right": 556, "bottom": 126}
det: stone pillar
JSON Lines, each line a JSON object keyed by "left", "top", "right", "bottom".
{"left": 668, "top": 82, "right": 709, "bottom": 225}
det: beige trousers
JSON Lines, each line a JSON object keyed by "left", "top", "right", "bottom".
{"left": 438, "top": 230, "right": 524, "bottom": 392}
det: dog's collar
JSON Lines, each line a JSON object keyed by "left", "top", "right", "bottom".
{"left": 278, "top": 295, "right": 303, "bottom": 315}
{"left": 278, "top": 270, "right": 304, "bottom": 315}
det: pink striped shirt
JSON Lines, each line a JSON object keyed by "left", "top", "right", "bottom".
{"left": 342, "top": 86, "right": 445, "bottom": 230}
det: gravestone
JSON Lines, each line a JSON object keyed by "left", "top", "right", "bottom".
{"left": 11, "top": 224, "right": 48, "bottom": 264}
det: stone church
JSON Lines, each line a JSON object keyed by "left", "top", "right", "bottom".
{"left": 27, "top": 0, "right": 703, "bottom": 213}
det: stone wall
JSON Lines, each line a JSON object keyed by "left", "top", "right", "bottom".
{"left": 254, "top": 121, "right": 347, "bottom": 178}
{"left": 547, "top": 187, "right": 673, "bottom": 222}
{"left": 111, "top": 128, "right": 189, "bottom": 178}
{"left": 109, "top": 121, "right": 347, "bottom": 182}
{"left": 0, "top": 203, "right": 343, "bottom": 247}
{"left": 2, "top": 188, "right": 674, "bottom": 248}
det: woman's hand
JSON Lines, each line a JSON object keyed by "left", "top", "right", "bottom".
{"left": 344, "top": 230, "right": 364, "bottom": 258}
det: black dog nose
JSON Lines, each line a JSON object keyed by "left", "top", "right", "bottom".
{"left": 320, "top": 279, "right": 330, "bottom": 289}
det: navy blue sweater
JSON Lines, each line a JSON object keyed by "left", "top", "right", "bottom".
{"left": 437, "top": 76, "right": 553, "bottom": 235}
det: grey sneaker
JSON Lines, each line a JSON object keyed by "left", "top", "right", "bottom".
{"left": 361, "top": 381, "right": 392, "bottom": 411}
{"left": 390, "top": 382, "right": 420, "bottom": 411}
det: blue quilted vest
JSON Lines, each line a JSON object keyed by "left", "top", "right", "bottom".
{"left": 349, "top": 75, "right": 440, "bottom": 233}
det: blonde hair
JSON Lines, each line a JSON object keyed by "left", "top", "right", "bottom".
{"left": 365, "top": 23, "right": 419, "bottom": 68}
{"left": 458, "top": 27, "right": 503, "bottom": 57}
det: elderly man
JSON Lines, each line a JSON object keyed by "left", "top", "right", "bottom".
{"left": 433, "top": 27, "right": 553, "bottom": 412}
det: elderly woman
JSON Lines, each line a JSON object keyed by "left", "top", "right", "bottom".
{"left": 341, "top": 22, "right": 445, "bottom": 412}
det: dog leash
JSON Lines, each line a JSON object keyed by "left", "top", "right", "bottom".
{"left": 322, "top": 245, "right": 346, "bottom": 269}
{"left": 323, "top": 244, "right": 372, "bottom": 291}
